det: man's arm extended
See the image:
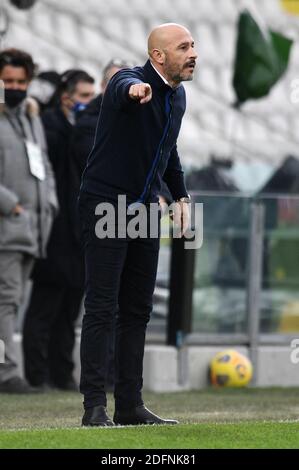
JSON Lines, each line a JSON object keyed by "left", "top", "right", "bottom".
{"left": 109, "top": 69, "right": 152, "bottom": 108}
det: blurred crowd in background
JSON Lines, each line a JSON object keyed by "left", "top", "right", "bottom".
{"left": 0, "top": 48, "right": 133, "bottom": 394}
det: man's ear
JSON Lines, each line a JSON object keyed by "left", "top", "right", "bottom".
{"left": 151, "top": 49, "right": 165, "bottom": 65}
{"left": 61, "top": 92, "right": 71, "bottom": 107}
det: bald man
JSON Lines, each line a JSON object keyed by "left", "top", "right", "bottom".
{"left": 79, "top": 23, "right": 197, "bottom": 426}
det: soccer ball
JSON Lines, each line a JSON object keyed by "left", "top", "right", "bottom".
{"left": 209, "top": 349, "right": 253, "bottom": 387}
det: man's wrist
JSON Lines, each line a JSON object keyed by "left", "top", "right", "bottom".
{"left": 175, "top": 194, "right": 191, "bottom": 203}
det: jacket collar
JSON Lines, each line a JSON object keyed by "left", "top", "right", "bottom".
{"left": 143, "top": 59, "right": 174, "bottom": 92}
{"left": 150, "top": 62, "right": 171, "bottom": 86}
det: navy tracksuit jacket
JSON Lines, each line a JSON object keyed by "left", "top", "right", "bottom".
{"left": 80, "top": 59, "right": 188, "bottom": 204}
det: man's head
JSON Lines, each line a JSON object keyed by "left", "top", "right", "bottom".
{"left": 101, "top": 59, "right": 131, "bottom": 93}
{"left": 59, "top": 69, "right": 95, "bottom": 117}
{"left": 148, "top": 23, "right": 197, "bottom": 88}
{"left": 0, "top": 48, "right": 35, "bottom": 107}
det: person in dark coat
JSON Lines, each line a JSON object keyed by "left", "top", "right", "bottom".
{"left": 22, "top": 69, "right": 95, "bottom": 390}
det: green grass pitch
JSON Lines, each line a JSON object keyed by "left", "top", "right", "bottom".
{"left": 0, "top": 388, "right": 299, "bottom": 448}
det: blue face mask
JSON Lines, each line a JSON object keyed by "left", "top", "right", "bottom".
{"left": 71, "top": 101, "right": 87, "bottom": 113}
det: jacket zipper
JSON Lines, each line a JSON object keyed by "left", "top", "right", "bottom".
{"left": 138, "top": 90, "right": 174, "bottom": 204}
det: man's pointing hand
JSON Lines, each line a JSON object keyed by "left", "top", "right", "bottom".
{"left": 129, "top": 83, "right": 152, "bottom": 104}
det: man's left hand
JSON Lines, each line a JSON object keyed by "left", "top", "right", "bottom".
{"left": 170, "top": 201, "right": 190, "bottom": 237}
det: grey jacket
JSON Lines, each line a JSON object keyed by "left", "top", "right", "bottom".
{"left": 0, "top": 99, "right": 58, "bottom": 257}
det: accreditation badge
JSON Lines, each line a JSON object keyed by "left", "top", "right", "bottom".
{"left": 25, "top": 140, "right": 46, "bottom": 181}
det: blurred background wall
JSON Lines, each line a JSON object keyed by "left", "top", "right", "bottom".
{"left": 1, "top": 0, "right": 299, "bottom": 191}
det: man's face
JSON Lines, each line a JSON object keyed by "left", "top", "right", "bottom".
{"left": 0, "top": 65, "right": 29, "bottom": 90}
{"left": 71, "top": 80, "right": 95, "bottom": 106}
{"left": 62, "top": 80, "right": 95, "bottom": 113}
{"left": 162, "top": 31, "right": 197, "bottom": 85}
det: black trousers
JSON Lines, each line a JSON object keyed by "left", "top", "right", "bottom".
{"left": 79, "top": 194, "right": 160, "bottom": 410}
{"left": 23, "top": 284, "right": 83, "bottom": 387}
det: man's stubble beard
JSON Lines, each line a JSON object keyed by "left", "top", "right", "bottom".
{"left": 164, "top": 58, "right": 193, "bottom": 85}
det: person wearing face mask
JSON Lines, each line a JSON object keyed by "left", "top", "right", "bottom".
{"left": 59, "top": 69, "right": 96, "bottom": 124}
{"left": 28, "top": 71, "right": 61, "bottom": 113}
{"left": 0, "top": 48, "right": 58, "bottom": 394}
{"left": 22, "top": 69, "right": 95, "bottom": 391}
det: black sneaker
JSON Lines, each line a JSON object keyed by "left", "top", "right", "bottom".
{"left": 113, "top": 405, "right": 179, "bottom": 426}
{"left": 0, "top": 377, "right": 42, "bottom": 394}
{"left": 82, "top": 405, "right": 115, "bottom": 427}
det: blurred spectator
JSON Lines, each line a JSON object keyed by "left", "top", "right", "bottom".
{"left": 22, "top": 69, "right": 95, "bottom": 391}
{"left": 0, "top": 48, "right": 58, "bottom": 394}
{"left": 28, "top": 71, "right": 61, "bottom": 112}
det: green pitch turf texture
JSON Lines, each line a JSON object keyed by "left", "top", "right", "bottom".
{"left": 0, "top": 388, "right": 298, "bottom": 449}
